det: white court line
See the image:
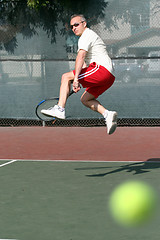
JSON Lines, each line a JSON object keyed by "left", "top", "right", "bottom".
{"left": 0, "top": 160, "right": 17, "bottom": 168}
{"left": 0, "top": 159, "right": 145, "bottom": 163}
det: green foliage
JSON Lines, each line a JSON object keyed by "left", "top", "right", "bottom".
{"left": 27, "top": 0, "right": 50, "bottom": 9}
{"left": 0, "top": 0, "right": 155, "bottom": 53}
{"left": 0, "top": 0, "right": 107, "bottom": 52}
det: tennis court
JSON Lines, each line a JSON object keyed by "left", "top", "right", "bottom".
{"left": 0, "top": 126, "right": 160, "bottom": 240}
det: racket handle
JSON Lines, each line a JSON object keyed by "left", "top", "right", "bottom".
{"left": 69, "top": 89, "right": 75, "bottom": 96}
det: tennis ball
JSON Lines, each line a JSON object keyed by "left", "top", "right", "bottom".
{"left": 109, "top": 181, "right": 157, "bottom": 227}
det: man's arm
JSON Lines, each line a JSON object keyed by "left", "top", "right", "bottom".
{"left": 73, "top": 49, "right": 87, "bottom": 92}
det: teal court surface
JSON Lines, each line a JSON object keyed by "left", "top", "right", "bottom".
{"left": 0, "top": 126, "right": 160, "bottom": 240}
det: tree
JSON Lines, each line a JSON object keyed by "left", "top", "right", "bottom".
{"left": 0, "top": 0, "right": 107, "bottom": 53}
{"left": 1, "top": 0, "right": 158, "bottom": 53}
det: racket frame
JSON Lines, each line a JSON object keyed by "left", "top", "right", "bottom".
{"left": 35, "top": 90, "right": 75, "bottom": 121}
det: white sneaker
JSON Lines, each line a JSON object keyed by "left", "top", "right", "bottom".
{"left": 105, "top": 111, "right": 117, "bottom": 135}
{"left": 41, "top": 105, "right": 65, "bottom": 119}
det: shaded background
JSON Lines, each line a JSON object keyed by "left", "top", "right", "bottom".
{"left": 0, "top": 0, "right": 160, "bottom": 121}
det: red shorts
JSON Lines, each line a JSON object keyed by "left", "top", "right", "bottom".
{"left": 73, "top": 62, "right": 115, "bottom": 98}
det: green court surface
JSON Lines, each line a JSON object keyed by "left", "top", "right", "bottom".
{"left": 0, "top": 160, "right": 160, "bottom": 240}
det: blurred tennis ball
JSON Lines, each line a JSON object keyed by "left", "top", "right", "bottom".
{"left": 109, "top": 181, "right": 157, "bottom": 227}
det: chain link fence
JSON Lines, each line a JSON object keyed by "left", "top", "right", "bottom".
{"left": 0, "top": 0, "right": 160, "bottom": 126}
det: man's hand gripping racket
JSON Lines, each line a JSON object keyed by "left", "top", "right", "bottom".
{"left": 73, "top": 78, "right": 81, "bottom": 93}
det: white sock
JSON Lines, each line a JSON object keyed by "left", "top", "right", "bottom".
{"left": 102, "top": 109, "right": 109, "bottom": 118}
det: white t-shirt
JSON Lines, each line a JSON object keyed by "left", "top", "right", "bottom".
{"left": 78, "top": 28, "right": 114, "bottom": 74}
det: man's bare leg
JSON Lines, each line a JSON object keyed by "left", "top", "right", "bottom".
{"left": 80, "top": 91, "right": 106, "bottom": 114}
{"left": 41, "top": 71, "right": 74, "bottom": 119}
{"left": 58, "top": 71, "right": 74, "bottom": 108}
{"left": 81, "top": 91, "right": 117, "bottom": 134}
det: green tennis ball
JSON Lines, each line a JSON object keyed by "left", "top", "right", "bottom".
{"left": 109, "top": 181, "right": 157, "bottom": 227}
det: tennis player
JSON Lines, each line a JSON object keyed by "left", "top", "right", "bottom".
{"left": 41, "top": 14, "right": 117, "bottom": 134}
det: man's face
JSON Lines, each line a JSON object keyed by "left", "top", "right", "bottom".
{"left": 70, "top": 16, "right": 86, "bottom": 36}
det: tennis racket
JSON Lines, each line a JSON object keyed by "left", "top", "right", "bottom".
{"left": 36, "top": 90, "right": 75, "bottom": 121}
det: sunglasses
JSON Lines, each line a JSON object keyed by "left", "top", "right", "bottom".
{"left": 70, "top": 21, "right": 84, "bottom": 30}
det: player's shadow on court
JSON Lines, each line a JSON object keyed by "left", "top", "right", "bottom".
{"left": 77, "top": 158, "right": 160, "bottom": 177}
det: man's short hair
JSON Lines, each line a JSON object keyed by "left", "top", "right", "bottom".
{"left": 70, "top": 14, "right": 87, "bottom": 23}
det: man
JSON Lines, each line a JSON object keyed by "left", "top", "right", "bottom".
{"left": 41, "top": 14, "right": 117, "bottom": 134}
